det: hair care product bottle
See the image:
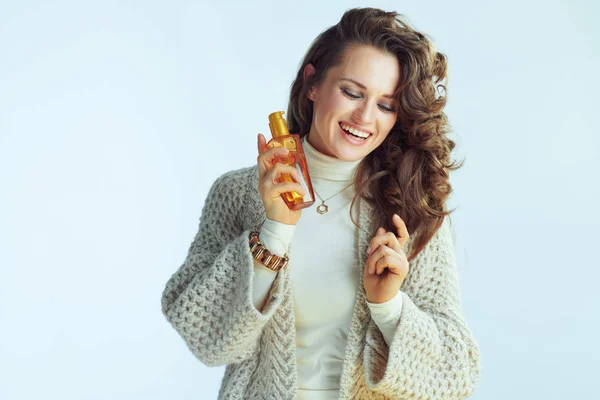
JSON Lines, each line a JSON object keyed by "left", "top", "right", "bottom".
{"left": 266, "top": 111, "right": 315, "bottom": 210}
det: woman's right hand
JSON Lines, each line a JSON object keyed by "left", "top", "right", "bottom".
{"left": 257, "top": 133, "right": 306, "bottom": 226}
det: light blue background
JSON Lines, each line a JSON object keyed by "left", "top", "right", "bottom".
{"left": 1, "top": 1, "right": 598, "bottom": 399}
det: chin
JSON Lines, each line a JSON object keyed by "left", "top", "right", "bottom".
{"left": 334, "top": 144, "right": 369, "bottom": 161}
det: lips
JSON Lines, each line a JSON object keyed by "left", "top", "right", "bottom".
{"left": 338, "top": 121, "right": 372, "bottom": 138}
{"left": 339, "top": 122, "right": 370, "bottom": 146}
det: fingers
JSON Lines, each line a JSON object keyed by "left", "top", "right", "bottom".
{"left": 373, "top": 252, "right": 403, "bottom": 275}
{"left": 260, "top": 162, "right": 306, "bottom": 198}
{"left": 367, "top": 245, "right": 402, "bottom": 275}
{"left": 366, "top": 214, "right": 409, "bottom": 256}
{"left": 272, "top": 181, "right": 307, "bottom": 198}
{"left": 257, "top": 134, "right": 290, "bottom": 180}
{"left": 367, "top": 231, "right": 402, "bottom": 255}
{"left": 257, "top": 133, "right": 265, "bottom": 153}
{"left": 392, "top": 214, "right": 409, "bottom": 248}
{"left": 256, "top": 133, "right": 304, "bottom": 201}
{"left": 265, "top": 162, "right": 300, "bottom": 185}
{"left": 368, "top": 245, "right": 387, "bottom": 275}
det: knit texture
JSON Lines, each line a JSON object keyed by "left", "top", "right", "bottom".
{"left": 161, "top": 164, "right": 482, "bottom": 399}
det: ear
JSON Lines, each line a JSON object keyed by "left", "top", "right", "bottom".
{"left": 303, "top": 63, "right": 316, "bottom": 99}
{"left": 303, "top": 63, "right": 316, "bottom": 84}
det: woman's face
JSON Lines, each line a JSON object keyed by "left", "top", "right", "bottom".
{"left": 304, "top": 45, "right": 400, "bottom": 161}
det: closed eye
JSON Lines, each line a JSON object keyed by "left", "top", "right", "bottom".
{"left": 342, "top": 88, "right": 361, "bottom": 99}
{"left": 341, "top": 88, "right": 397, "bottom": 113}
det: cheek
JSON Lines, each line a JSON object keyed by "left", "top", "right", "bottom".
{"left": 382, "top": 115, "right": 397, "bottom": 133}
{"left": 376, "top": 117, "right": 397, "bottom": 142}
{"left": 319, "top": 93, "right": 352, "bottom": 120}
{"left": 386, "top": 117, "right": 397, "bottom": 132}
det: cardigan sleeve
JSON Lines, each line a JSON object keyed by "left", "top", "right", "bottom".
{"left": 161, "top": 168, "right": 286, "bottom": 367}
{"left": 363, "top": 216, "right": 482, "bottom": 399}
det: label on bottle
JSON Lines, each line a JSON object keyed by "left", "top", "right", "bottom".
{"left": 283, "top": 137, "right": 297, "bottom": 151}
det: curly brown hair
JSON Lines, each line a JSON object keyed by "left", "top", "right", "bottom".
{"left": 286, "top": 7, "right": 465, "bottom": 263}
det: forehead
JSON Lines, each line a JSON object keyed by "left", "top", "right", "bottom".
{"left": 328, "top": 45, "right": 400, "bottom": 93}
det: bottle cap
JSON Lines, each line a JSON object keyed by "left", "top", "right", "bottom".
{"left": 268, "top": 111, "right": 290, "bottom": 138}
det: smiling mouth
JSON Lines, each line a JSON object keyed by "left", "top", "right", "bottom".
{"left": 338, "top": 122, "right": 372, "bottom": 140}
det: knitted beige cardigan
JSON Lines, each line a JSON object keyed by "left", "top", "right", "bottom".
{"left": 161, "top": 164, "right": 481, "bottom": 399}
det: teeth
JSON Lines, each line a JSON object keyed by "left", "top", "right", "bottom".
{"left": 340, "top": 123, "right": 370, "bottom": 138}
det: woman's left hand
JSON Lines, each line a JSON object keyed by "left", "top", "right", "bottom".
{"left": 363, "top": 214, "right": 410, "bottom": 304}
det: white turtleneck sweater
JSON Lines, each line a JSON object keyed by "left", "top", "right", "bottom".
{"left": 251, "top": 135, "right": 403, "bottom": 400}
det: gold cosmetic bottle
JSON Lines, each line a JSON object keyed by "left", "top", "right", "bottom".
{"left": 266, "top": 111, "right": 315, "bottom": 210}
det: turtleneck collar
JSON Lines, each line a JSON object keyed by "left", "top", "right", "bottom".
{"left": 301, "top": 134, "right": 363, "bottom": 182}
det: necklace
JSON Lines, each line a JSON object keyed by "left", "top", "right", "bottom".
{"left": 313, "top": 182, "right": 354, "bottom": 214}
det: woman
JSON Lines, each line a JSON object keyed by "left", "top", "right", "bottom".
{"left": 161, "top": 7, "right": 481, "bottom": 400}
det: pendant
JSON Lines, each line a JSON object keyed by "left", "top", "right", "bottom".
{"left": 317, "top": 202, "right": 328, "bottom": 214}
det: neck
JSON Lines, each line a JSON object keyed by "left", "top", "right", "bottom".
{"left": 301, "top": 135, "right": 363, "bottom": 182}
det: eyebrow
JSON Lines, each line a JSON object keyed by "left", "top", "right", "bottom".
{"left": 339, "top": 78, "right": 396, "bottom": 99}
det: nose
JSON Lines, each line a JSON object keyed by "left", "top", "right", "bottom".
{"left": 352, "top": 99, "right": 374, "bottom": 125}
